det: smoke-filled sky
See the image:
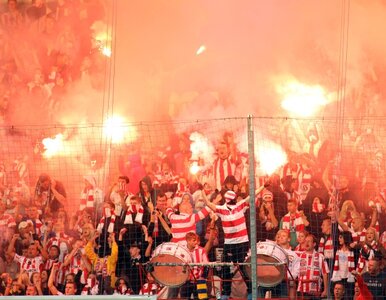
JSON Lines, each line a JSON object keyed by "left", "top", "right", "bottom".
{"left": 6, "top": 0, "right": 386, "bottom": 126}
{"left": 106, "top": 0, "right": 386, "bottom": 123}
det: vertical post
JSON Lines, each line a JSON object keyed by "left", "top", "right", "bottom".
{"left": 247, "top": 115, "right": 258, "bottom": 299}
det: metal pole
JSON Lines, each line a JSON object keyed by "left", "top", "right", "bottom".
{"left": 247, "top": 115, "right": 258, "bottom": 299}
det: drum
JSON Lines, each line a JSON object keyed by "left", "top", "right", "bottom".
{"left": 150, "top": 242, "right": 192, "bottom": 287}
{"left": 245, "top": 241, "right": 289, "bottom": 287}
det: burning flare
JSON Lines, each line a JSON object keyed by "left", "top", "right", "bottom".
{"left": 189, "top": 132, "right": 214, "bottom": 163}
{"left": 277, "top": 80, "right": 328, "bottom": 117}
{"left": 42, "top": 134, "right": 65, "bottom": 158}
{"left": 103, "top": 116, "right": 138, "bottom": 144}
{"left": 257, "top": 141, "right": 287, "bottom": 175}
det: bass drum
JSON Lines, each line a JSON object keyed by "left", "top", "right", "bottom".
{"left": 245, "top": 241, "right": 289, "bottom": 287}
{"left": 150, "top": 242, "right": 192, "bottom": 287}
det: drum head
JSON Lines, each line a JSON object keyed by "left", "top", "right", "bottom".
{"left": 150, "top": 254, "right": 189, "bottom": 287}
{"left": 245, "top": 242, "right": 288, "bottom": 287}
{"left": 256, "top": 254, "right": 286, "bottom": 287}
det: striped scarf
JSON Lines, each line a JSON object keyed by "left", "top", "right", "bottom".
{"left": 79, "top": 188, "right": 95, "bottom": 211}
{"left": 281, "top": 212, "right": 305, "bottom": 236}
{"left": 97, "top": 208, "right": 116, "bottom": 233}
{"left": 331, "top": 249, "right": 355, "bottom": 282}
{"left": 124, "top": 204, "right": 144, "bottom": 224}
{"left": 298, "top": 251, "right": 323, "bottom": 294}
{"left": 352, "top": 228, "right": 367, "bottom": 244}
{"left": 139, "top": 283, "right": 160, "bottom": 295}
{"left": 318, "top": 235, "right": 334, "bottom": 259}
{"left": 357, "top": 240, "right": 378, "bottom": 273}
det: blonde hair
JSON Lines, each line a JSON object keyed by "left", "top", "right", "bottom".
{"left": 340, "top": 200, "right": 357, "bottom": 220}
{"left": 366, "top": 227, "right": 379, "bottom": 242}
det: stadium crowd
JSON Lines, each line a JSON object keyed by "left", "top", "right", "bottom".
{"left": 0, "top": 127, "right": 385, "bottom": 299}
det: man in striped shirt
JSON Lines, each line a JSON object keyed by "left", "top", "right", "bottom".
{"left": 7, "top": 234, "right": 48, "bottom": 279}
{"left": 166, "top": 192, "right": 210, "bottom": 244}
{"left": 204, "top": 190, "right": 250, "bottom": 300}
{"left": 180, "top": 232, "right": 209, "bottom": 299}
{"left": 297, "top": 234, "right": 329, "bottom": 299}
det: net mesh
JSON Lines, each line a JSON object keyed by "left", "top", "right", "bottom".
{"left": 1, "top": 116, "right": 385, "bottom": 298}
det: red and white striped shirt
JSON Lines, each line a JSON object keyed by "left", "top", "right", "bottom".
{"left": 281, "top": 212, "right": 305, "bottom": 238}
{"left": 139, "top": 283, "right": 160, "bottom": 295}
{"left": 215, "top": 200, "right": 249, "bottom": 244}
{"left": 189, "top": 245, "right": 209, "bottom": 280}
{"left": 318, "top": 235, "right": 334, "bottom": 260}
{"left": 213, "top": 157, "right": 236, "bottom": 191}
{"left": 351, "top": 228, "right": 367, "bottom": 245}
{"left": 14, "top": 254, "right": 44, "bottom": 278}
{"left": 297, "top": 251, "right": 329, "bottom": 295}
{"left": 166, "top": 207, "right": 210, "bottom": 243}
{"left": 63, "top": 251, "right": 88, "bottom": 284}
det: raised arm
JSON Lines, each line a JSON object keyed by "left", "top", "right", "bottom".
{"left": 7, "top": 234, "right": 18, "bottom": 258}
{"left": 48, "top": 263, "right": 60, "bottom": 295}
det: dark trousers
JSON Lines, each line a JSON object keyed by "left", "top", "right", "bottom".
{"left": 180, "top": 281, "right": 198, "bottom": 299}
{"left": 221, "top": 242, "right": 250, "bottom": 296}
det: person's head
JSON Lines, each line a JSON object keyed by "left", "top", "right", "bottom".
{"left": 27, "top": 205, "right": 39, "bottom": 219}
{"left": 304, "top": 234, "right": 317, "bottom": 252}
{"left": 186, "top": 232, "right": 199, "bottom": 250}
{"left": 365, "top": 227, "right": 378, "bottom": 244}
{"left": 26, "top": 284, "right": 38, "bottom": 295}
{"left": 30, "top": 272, "right": 41, "bottom": 285}
{"left": 224, "top": 190, "right": 237, "bottom": 205}
{"left": 156, "top": 193, "right": 167, "bottom": 210}
{"left": 64, "top": 282, "right": 77, "bottom": 295}
{"left": 41, "top": 270, "right": 48, "bottom": 283}
{"left": 367, "top": 258, "right": 381, "bottom": 275}
{"left": 333, "top": 282, "right": 345, "bottom": 300}
{"left": 140, "top": 179, "right": 150, "bottom": 192}
{"left": 287, "top": 199, "right": 298, "bottom": 213}
{"left": 81, "top": 223, "right": 94, "bottom": 240}
{"left": 217, "top": 141, "right": 229, "bottom": 160}
{"left": 118, "top": 175, "right": 129, "bottom": 191}
{"left": 351, "top": 215, "right": 365, "bottom": 232}
{"left": 275, "top": 229, "right": 290, "bottom": 247}
{"left": 129, "top": 243, "right": 141, "bottom": 258}
{"left": 297, "top": 230, "right": 308, "bottom": 245}
{"left": 129, "top": 195, "right": 140, "bottom": 206}
{"left": 262, "top": 189, "right": 273, "bottom": 205}
{"left": 48, "top": 245, "right": 60, "bottom": 260}
{"left": 27, "top": 242, "right": 39, "bottom": 258}
{"left": 38, "top": 173, "right": 51, "bottom": 190}
{"left": 223, "top": 175, "right": 237, "bottom": 190}
{"left": 321, "top": 218, "right": 332, "bottom": 235}
{"left": 341, "top": 200, "right": 356, "bottom": 214}
{"left": 338, "top": 231, "right": 353, "bottom": 247}
{"left": 11, "top": 279, "right": 21, "bottom": 293}
{"left": 65, "top": 273, "right": 75, "bottom": 284}
{"left": 179, "top": 193, "right": 193, "bottom": 214}
{"left": 115, "top": 276, "right": 130, "bottom": 293}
